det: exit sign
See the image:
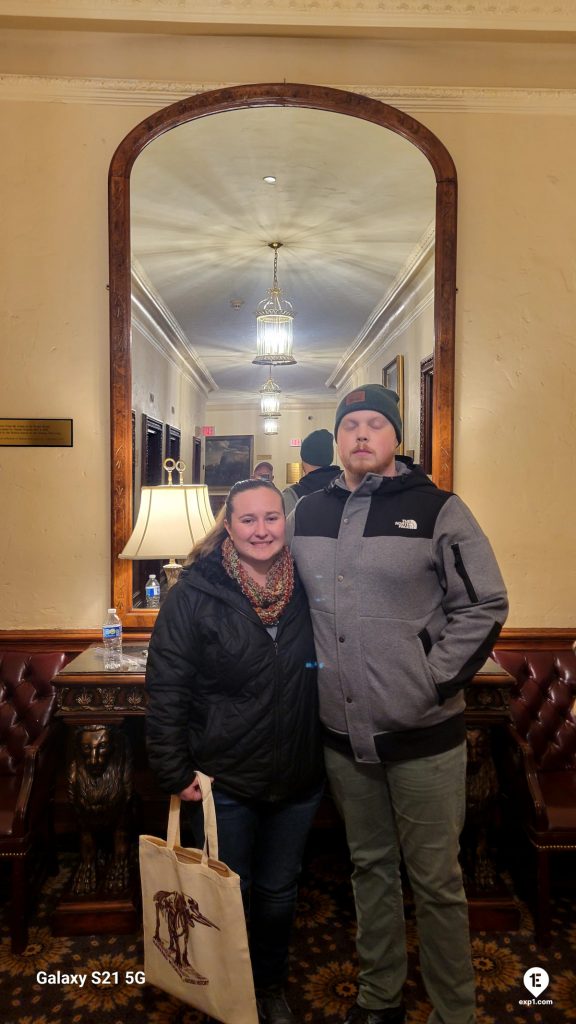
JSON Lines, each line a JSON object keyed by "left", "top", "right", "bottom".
{"left": 290, "top": 438, "right": 301, "bottom": 447}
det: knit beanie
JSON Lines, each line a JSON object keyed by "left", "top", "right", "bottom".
{"left": 300, "top": 429, "right": 334, "bottom": 467}
{"left": 334, "top": 384, "right": 402, "bottom": 443}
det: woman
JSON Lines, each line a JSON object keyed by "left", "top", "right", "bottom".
{"left": 145, "top": 478, "right": 324, "bottom": 1024}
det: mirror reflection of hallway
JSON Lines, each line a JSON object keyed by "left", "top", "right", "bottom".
{"left": 109, "top": 83, "right": 457, "bottom": 626}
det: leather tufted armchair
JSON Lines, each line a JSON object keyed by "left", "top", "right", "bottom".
{"left": 493, "top": 649, "right": 576, "bottom": 944}
{"left": 0, "top": 650, "right": 68, "bottom": 952}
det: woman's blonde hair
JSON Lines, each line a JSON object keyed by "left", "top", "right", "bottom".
{"left": 186, "top": 478, "right": 285, "bottom": 566}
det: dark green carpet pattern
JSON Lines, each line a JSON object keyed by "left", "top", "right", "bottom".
{"left": 1, "top": 842, "right": 575, "bottom": 1024}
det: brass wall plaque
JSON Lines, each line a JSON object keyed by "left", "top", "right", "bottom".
{"left": 0, "top": 418, "right": 73, "bottom": 447}
{"left": 285, "top": 462, "right": 301, "bottom": 484}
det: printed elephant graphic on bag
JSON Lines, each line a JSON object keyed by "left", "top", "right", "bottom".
{"left": 153, "top": 889, "right": 220, "bottom": 983}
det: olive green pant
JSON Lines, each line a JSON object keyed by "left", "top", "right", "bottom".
{"left": 325, "top": 742, "right": 475, "bottom": 1024}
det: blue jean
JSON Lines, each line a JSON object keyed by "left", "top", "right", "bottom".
{"left": 188, "top": 785, "right": 323, "bottom": 989}
{"left": 325, "top": 743, "right": 475, "bottom": 1024}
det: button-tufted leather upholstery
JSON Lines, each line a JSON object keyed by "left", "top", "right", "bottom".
{"left": 0, "top": 651, "right": 63, "bottom": 774}
{"left": 493, "top": 648, "right": 576, "bottom": 943}
{"left": 497, "top": 650, "right": 576, "bottom": 771}
{"left": 0, "top": 650, "right": 68, "bottom": 952}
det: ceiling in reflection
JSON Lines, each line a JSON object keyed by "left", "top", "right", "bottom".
{"left": 130, "top": 106, "right": 436, "bottom": 402}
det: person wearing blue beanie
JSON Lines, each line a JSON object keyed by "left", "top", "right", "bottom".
{"left": 282, "top": 430, "right": 340, "bottom": 516}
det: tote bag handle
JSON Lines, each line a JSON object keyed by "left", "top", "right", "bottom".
{"left": 167, "top": 772, "right": 219, "bottom": 863}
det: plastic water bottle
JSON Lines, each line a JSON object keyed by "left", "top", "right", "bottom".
{"left": 145, "top": 574, "right": 161, "bottom": 609}
{"left": 102, "top": 608, "right": 123, "bottom": 670}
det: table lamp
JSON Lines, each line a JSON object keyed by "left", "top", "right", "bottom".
{"left": 119, "top": 459, "right": 215, "bottom": 588}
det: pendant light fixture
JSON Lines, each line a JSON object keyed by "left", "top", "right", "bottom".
{"left": 259, "top": 372, "right": 282, "bottom": 417}
{"left": 253, "top": 242, "right": 296, "bottom": 366}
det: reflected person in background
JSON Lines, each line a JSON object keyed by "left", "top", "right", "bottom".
{"left": 145, "top": 478, "right": 324, "bottom": 1024}
{"left": 252, "top": 460, "right": 275, "bottom": 482}
{"left": 287, "top": 384, "right": 508, "bottom": 1024}
{"left": 282, "top": 429, "right": 340, "bottom": 516}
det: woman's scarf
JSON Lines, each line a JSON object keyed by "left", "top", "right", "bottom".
{"left": 221, "top": 536, "right": 294, "bottom": 626}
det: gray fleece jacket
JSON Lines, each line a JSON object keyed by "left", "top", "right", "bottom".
{"left": 287, "top": 461, "right": 508, "bottom": 764}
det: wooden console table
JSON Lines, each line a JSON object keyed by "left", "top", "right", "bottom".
{"left": 463, "top": 658, "right": 521, "bottom": 930}
{"left": 52, "top": 649, "right": 518, "bottom": 935}
{"left": 55, "top": 642, "right": 148, "bottom": 719}
{"left": 52, "top": 643, "right": 148, "bottom": 936}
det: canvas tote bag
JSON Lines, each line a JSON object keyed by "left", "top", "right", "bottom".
{"left": 140, "top": 773, "right": 258, "bottom": 1024}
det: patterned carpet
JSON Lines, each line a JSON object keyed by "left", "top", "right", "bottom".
{"left": 1, "top": 835, "right": 575, "bottom": 1024}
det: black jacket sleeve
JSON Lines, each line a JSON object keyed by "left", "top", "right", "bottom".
{"left": 145, "top": 583, "right": 200, "bottom": 795}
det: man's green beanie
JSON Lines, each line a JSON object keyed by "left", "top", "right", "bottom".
{"left": 334, "top": 384, "right": 402, "bottom": 443}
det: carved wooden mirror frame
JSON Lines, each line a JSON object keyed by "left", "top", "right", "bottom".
{"left": 109, "top": 83, "right": 457, "bottom": 628}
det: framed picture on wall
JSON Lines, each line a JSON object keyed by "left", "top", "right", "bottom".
{"left": 208, "top": 493, "right": 227, "bottom": 517}
{"left": 164, "top": 423, "right": 181, "bottom": 465}
{"left": 419, "top": 354, "right": 434, "bottom": 475}
{"left": 141, "top": 414, "right": 164, "bottom": 486}
{"left": 204, "top": 434, "right": 254, "bottom": 488}
{"left": 382, "top": 354, "right": 405, "bottom": 455}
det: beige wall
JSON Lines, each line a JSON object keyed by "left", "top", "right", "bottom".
{"left": 0, "top": 96, "right": 141, "bottom": 629}
{"left": 2, "top": 28, "right": 576, "bottom": 91}
{"left": 430, "top": 110, "right": 576, "bottom": 625}
{"left": 1, "top": 27, "right": 575, "bottom": 629}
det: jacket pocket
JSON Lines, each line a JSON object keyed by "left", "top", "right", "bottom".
{"left": 417, "top": 626, "right": 432, "bottom": 656}
{"left": 360, "top": 621, "right": 440, "bottom": 731}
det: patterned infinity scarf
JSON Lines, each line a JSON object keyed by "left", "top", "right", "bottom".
{"left": 221, "top": 536, "right": 294, "bottom": 626}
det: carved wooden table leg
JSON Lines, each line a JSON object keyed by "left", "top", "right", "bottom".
{"left": 462, "top": 724, "right": 520, "bottom": 929}
{"left": 53, "top": 721, "right": 139, "bottom": 936}
{"left": 51, "top": 645, "right": 150, "bottom": 936}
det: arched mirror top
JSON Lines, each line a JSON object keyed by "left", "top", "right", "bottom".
{"left": 109, "top": 82, "right": 457, "bottom": 628}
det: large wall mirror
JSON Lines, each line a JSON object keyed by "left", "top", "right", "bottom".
{"left": 109, "top": 83, "right": 457, "bottom": 629}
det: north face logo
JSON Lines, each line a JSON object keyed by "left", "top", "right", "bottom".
{"left": 395, "top": 519, "right": 417, "bottom": 530}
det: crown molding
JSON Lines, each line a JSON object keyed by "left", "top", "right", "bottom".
{"left": 330, "top": 287, "right": 434, "bottom": 392}
{"left": 2, "top": 75, "right": 576, "bottom": 114}
{"left": 0, "top": 0, "right": 575, "bottom": 34}
{"left": 131, "top": 263, "right": 217, "bottom": 396}
{"left": 328, "top": 227, "right": 434, "bottom": 390}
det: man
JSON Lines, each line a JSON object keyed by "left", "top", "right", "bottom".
{"left": 252, "top": 460, "right": 274, "bottom": 482}
{"left": 287, "top": 384, "right": 508, "bottom": 1024}
{"left": 282, "top": 428, "right": 340, "bottom": 516}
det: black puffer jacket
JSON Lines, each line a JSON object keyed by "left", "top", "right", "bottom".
{"left": 145, "top": 546, "right": 324, "bottom": 801}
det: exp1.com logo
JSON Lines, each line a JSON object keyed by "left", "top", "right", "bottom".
{"left": 519, "top": 967, "right": 553, "bottom": 1007}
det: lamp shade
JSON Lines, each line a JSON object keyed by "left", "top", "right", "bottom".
{"left": 119, "top": 484, "right": 214, "bottom": 560}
